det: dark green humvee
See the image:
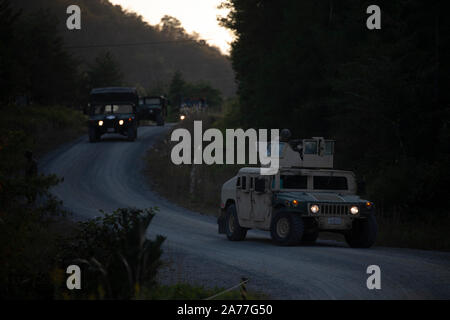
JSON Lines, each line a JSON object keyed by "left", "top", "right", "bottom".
{"left": 87, "top": 87, "right": 139, "bottom": 142}
{"left": 138, "top": 96, "right": 168, "bottom": 126}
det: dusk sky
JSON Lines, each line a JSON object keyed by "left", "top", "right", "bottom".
{"left": 109, "top": 0, "right": 234, "bottom": 54}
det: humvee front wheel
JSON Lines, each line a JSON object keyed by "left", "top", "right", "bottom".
{"left": 127, "top": 127, "right": 137, "bottom": 141}
{"left": 270, "top": 211, "right": 304, "bottom": 246}
{"left": 345, "top": 215, "right": 378, "bottom": 248}
{"left": 156, "top": 113, "right": 165, "bottom": 126}
{"left": 89, "top": 127, "right": 99, "bottom": 143}
{"left": 225, "top": 204, "right": 247, "bottom": 241}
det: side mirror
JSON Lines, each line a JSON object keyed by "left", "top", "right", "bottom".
{"left": 255, "top": 178, "right": 266, "bottom": 193}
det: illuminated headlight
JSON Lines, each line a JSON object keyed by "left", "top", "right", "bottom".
{"left": 119, "top": 120, "right": 124, "bottom": 126}
{"left": 350, "top": 206, "right": 359, "bottom": 215}
{"left": 98, "top": 120, "right": 104, "bottom": 126}
{"left": 310, "top": 204, "right": 319, "bottom": 214}
{"left": 180, "top": 115, "right": 186, "bottom": 120}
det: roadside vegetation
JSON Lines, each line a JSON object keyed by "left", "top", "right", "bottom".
{"left": 145, "top": 112, "right": 241, "bottom": 216}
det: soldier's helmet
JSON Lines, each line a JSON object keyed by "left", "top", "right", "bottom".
{"left": 280, "top": 129, "right": 291, "bottom": 142}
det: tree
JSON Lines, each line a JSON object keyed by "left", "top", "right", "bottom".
{"left": 87, "top": 51, "right": 124, "bottom": 89}
{"left": 0, "top": 0, "right": 21, "bottom": 104}
{"left": 14, "top": 9, "right": 81, "bottom": 106}
{"left": 168, "top": 70, "right": 186, "bottom": 109}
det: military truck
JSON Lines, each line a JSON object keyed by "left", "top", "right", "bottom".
{"left": 87, "top": 87, "right": 139, "bottom": 142}
{"left": 138, "top": 96, "right": 168, "bottom": 126}
{"left": 218, "top": 135, "right": 377, "bottom": 247}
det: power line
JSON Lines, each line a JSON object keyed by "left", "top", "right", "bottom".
{"left": 65, "top": 38, "right": 211, "bottom": 49}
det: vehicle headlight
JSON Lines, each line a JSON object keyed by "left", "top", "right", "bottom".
{"left": 310, "top": 204, "right": 319, "bottom": 213}
{"left": 180, "top": 115, "right": 186, "bottom": 120}
{"left": 350, "top": 206, "right": 359, "bottom": 215}
{"left": 119, "top": 120, "right": 124, "bottom": 126}
{"left": 98, "top": 120, "right": 104, "bottom": 126}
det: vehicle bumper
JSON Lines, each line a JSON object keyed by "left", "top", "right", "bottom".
{"left": 90, "top": 120, "right": 135, "bottom": 135}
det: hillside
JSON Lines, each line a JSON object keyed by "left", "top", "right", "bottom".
{"left": 12, "top": 0, "right": 236, "bottom": 97}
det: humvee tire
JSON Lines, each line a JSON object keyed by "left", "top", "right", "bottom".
{"left": 89, "top": 127, "right": 99, "bottom": 143}
{"left": 127, "top": 127, "right": 137, "bottom": 142}
{"left": 345, "top": 215, "right": 377, "bottom": 248}
{"left": 156, "top": 113, "right": 165, "bottom": 126}
{"left": 225, "top": 204, "right": 247, "bottom": 241}
{"left": 270, "top": 211, "right": 304, "bottom": 246}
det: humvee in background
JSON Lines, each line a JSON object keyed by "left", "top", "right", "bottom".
{"left": 87, "top": 87, "right": 139, "bottom": 142}
{"left": 218, "top": 136, "right": 378, "bottom": 248}
{"left": 138, "top": 96, "right": 168, "bottom": 126}
{"left": 178, "top": 97, "right": 207, "bottom": 121}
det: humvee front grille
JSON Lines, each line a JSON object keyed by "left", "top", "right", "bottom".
{"left": 313, "top": 203, "right": 353, "bottom": 215}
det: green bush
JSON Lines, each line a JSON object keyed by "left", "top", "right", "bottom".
{"left": 60, "top": 208, "right": 165, "bottom": 300}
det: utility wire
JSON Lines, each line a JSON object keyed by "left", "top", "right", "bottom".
{"left": 65, "top": 38, "right": 211, "bottom": 49}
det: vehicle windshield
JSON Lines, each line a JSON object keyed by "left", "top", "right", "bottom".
{"left": 313, "top": 176, "right": 348, "bottom": 190}
{"left": 279, "top": 172, "right": 349, "bottom": 191}
{"left": 93, "top": 104, "right": 134, "bottom": 114}
{"left": 139, "top": 98, "right": 161, "bottom": 106}
{"left": 280, "top": 175, "right": 307, "bottom": 189}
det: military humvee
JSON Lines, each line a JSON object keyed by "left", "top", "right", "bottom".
{"left": 138, "top": 96, "right": 168, "bottom": 126}
{"left": 218, "top": 136, "right": 377, "bottom": 247}
{"left": 87, "top": 87, "right": 139, "bottom": 142}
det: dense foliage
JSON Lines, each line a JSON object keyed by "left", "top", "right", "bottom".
{"left": 0, "top": 105, "right": 83, "bottom": 299}
{"left": 221, "top": 0, "right": 449, "bottom": 219}
{"left": 59, "top": 208, "right": 165, "bottom": 300}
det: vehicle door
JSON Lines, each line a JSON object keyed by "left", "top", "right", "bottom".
{"left": 236, "top": 175, "right": 252, "bottom": 220}
{"left": 252, "top": 176, "right": 272, "bottom": 222}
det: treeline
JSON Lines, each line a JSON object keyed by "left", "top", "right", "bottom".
{"left": 0, "top": 0, "right": 125, "bottom": 107}
{"left": 221, "top": 0, "right": 449, "bottom": 219}
{"left": 167, "top": 71, "right": 223, "bottom": 109}
{"left": 10, "top": 0, "right": 235, "bottom": 97}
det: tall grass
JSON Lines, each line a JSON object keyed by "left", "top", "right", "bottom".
{"left": 0, "top": 105, "right": 86, "bottom": 158}
{"left": 145, "top": 113, "right": 242, "bottom": 215}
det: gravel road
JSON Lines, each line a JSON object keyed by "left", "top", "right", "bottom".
{"left": 41, "top": 125, "right": 450, "bottom": 299}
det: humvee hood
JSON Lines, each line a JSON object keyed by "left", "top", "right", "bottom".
{"left": 277, "top": 191, "right": 363, "bottom": 203}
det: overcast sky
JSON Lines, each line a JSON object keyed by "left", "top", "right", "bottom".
{"left": 109, "top": 0, "right": 234, "bottom": 54}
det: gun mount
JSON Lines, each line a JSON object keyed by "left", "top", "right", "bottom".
{"left": 268, "top": 133, "right": 335, "bottom": 169}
